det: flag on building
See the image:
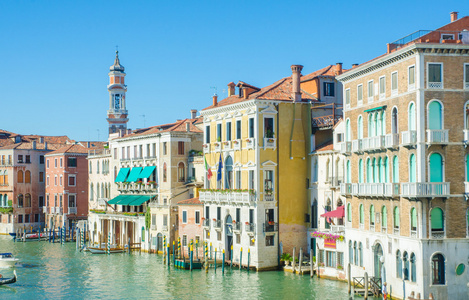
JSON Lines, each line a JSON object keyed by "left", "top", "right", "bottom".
{"left": 204, "top": 156, "right": 212, "bottom": 180}
{"left": 217, "top": 154, "right": 223, "bottom": 181}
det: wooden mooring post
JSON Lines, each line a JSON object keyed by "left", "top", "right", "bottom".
{"left": 310, "top": 249, "right": 314, "bottom": 277}
{"left": 292, "top": 247, "right": 296, "bottom": 273}
{"left": 364, "top": 272, "right": 368, "bottom": 300}
{"left": 298, "top": 248, "right": 303, "bottom": 274}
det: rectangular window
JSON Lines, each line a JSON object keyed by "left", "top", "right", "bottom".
{"left": 47, "top": 159, "right": 49, "bottom": 168}
{"left": 59, "top": 175, "right": 63, "bottom": 186}
{"left": 68, "top": 157, "right": 77, "bottom": 167}
{"left": 18, "top": 215, "right": 23, "bottom": 223}
{"left": 266, "top": 235, "right": 274, "bottom": 246}
{"left": 326, "top": 251, "right": 336, "bottom": 267}
{"left": 163, "top": 142, "right": 167, "bottom": 155}
{"left": 379, "top": 76, "right": 386, "bottom": 99}
{"left": 35, "top": 214, "right": 39, "bottom": 222}
{"left": 134, "top": 145, "right": 137, "bottom": 158}
{"left": 39, "top": 172, "right": 44, "bottom": 182}
{"left": 465, "top": 64, "right": 469, "bottom": 89}
{"left": 40, "top": 155, "right": 44, "bottom": 164}
{"left": 126, "top": 146, "right": 130, "bottom": 159}
{"left": 121, "top": 147, "right": 125, "bottom": 159}
{"left": 324, "top": 82, "right": 335, "bottom": 97}
{"left": 182, "top": 210, "right": 187, "bottom": 224}
{"left": 236, "top": 171, "right": 241, "bottom": 188}
{"left": 60, "top": 158, "right": 63, "bottom": 167}
{"left": 54, "top": 176, "right": 57, "bottom": 186}
{"left": 151, "top": 214, "right": 156, "bottom": 226}
{"left": 68, "top": 175, "right": 76, "bottom": 186}
{"left": 357, "top": 84, "right": 363, "bottom": 105}
{"left": 236, "top": 234, "right": 241, "bottom": 244}
{"left": 408, "top": 65, "right": 415, "bottom": 88}
{"left": 236, "top": 120, "right": 242, "bottom": 139}
{"left": 205, "top": 125, "right": 210, "bottom": 144}
{"left": 46, "top": 176, "right": 49, "bottom": 186}
{"left": 428, "top": 63, "right": 443, "bottom": 88}
{"left": 195, "top": 211, "right": 200, "bottom": 224}
{"left": 146, "top": 144, "right": 150, "bottom": 158}
{"left": 249, "top": 170, "right": 255, "bottom": 189}
{"left": 152, "top": 143, "right": 156, "bottom": 157}
{"left": 236, "top": 208, "right": 241, "bottom": 223}
{"left": 265, "top": 170, "right": 274, "bottom": 194}
{"left": 217, "top": 123, "right": 222, "bottom": 141}
{"left": 264, "top": 117, "right": 274, "bottom": 138}
{"left": 345, "top": 89, "right": 350, "bottom": 107}
{"left": 205, "top": 206, "right": 210, "bottom": 219}
{"left": 249, "top": 209, "right": 254, "bottom": 224}
{"left": 139, "top": 145, "right": 143, "bottom": 158}
{"left": 249, "top": 118, "right": 254, "bottom": 138}
{"left": 226, "top": 122, "right": 232, "bottom": 140}
{"left": 39, "top": 196, "right": 44, "bottom": 207}
{"left": 68, "top": 194, "right": 76, "bottom": 207}
{"left": 163, "top": 214, "right": 168, "bottom": 226}
{"left": 26, "top": 155, "right": 31, "bottom": 163}
{"left": 178, "top": 141, "right": 184, "bottom": 155}
{"left": 217, "top": 231, "right": 222, "bottom": 241}
{"left": 195, "top": 236, "right": 200, "bottom": 245}
{"left": 391, "top": 71, "right": 398, "bottom": 95}
{"left": 18, "top": 155, "right": 24, "bottom": 163}
{"left": 54, "top": 158, "right": 57, "bottom": 167}
{"left": 182, "top": 235, "right": 187, "bottom": 246}
{"left": 114, "top": 148, "right": 117, "bottom": 159}
{"left": 217, "top": 206, "right": 221, "bottom": 221}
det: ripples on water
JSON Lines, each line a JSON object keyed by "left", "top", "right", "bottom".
{"left": 0, "top": 236, "right": 379, "bottom": 299}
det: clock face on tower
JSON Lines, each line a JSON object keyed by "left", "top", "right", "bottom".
{"left": 114, "top": 94, "right": 121, "bottom": 109}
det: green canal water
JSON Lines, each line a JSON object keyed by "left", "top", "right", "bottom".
{"left": 0, "top": 236, "right": 380, "bottom": 299}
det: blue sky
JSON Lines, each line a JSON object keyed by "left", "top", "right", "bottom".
{"left": 1, "top": 1, "right": 468, "bottom": 141}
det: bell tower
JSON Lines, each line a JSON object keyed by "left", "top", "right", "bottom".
{"left": 107, "top": 50, "right": 129, "bottom": 135}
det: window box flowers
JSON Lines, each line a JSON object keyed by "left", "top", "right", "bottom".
{"left": 245, "top": 222, "right": 250, "bottom": 225}
{"left": 310, "top": 231, "right": 345, "bottom": 242}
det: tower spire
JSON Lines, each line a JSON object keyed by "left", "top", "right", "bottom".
{"left": 107, "top": 50, "right": 128, "bottom": 135}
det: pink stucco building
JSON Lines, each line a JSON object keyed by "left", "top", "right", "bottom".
{"left": 177, "top": 197, "right": 204, "bottom": 257}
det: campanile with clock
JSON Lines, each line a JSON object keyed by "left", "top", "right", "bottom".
{"left": 107, "top": 50, "right": 129, "bottom": 135}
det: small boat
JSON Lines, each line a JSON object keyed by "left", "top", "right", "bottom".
{"left": 0, "top": 253, "right": 19, "bottom": 268}
{"left": 8, "top": 233, "right": 16, "bottom": 238}
{"left": 23, "top": 232, "right": 49, "bottom": 241}
{"left": 0, "top": 270, "right": 17, "bottom": 285}
{"left": 88, "top": 247, "right": 124, "bottom": 254}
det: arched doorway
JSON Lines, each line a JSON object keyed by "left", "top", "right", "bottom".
{"left": 374, "top": 243, "right": 384, "bottom": 279}
{"left": 225, "top": 215, "right": 233, "bottom": 261}
{"left": 157, "top": 233, "right": 163, "bottom": 252}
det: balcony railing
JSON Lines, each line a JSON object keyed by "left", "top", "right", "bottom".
{"left": 232, "top": 221, "right": 241, "bottom": 232}
{"left": 330, "top": 225, "right": 345, "bottom": 233}
{"left": 264, "top": 138, "right": 276, "bottom": 149}
{"left": 428, "top": 81, "right": 443, "bottom": 89}
{"left": 246, "top": 138, "right": 255, "bottom": 149}
{"left": 365, "top": 135, "right": 385, "bottom": 151}
{"left": 223, "top": 141, "right": 232, "bottom": 150}
{"left": 264, "top": 222, "right": 278, "bottom": 232}
{"left": 203, "top": 144, "right": 210, "bottom": 153}
{"left": 68, "top": 207, "right": 77, "bottom": 214}
{"left": 117, "top": 182, "right": 157, "bottom": 192}
{"left": 352, "top": 139, "right": 363, "bottom": 153}
{"left": 384, "top": 183, "right": 400, "bottom": 197}
{"left": 340, "top": 183, "right": 352, "bottom": 195}
{"left": 431, "top": 230, "right": 445, "bottom": 239}
{"left": 264, "top": 193, "right": 275, "bottom": 201}
{"left": 213, "top": 142, "right": 222, "bottom": 152}
{"left": 427, "top": 129, "right": 449, "bottom": 144}
{"left": 340, "top": 142, "right": 351, "bottom": 155}
{"left": 202, "top": 219, "right": 210, "bottom": 227}
{"left": 245, "top": 223, "right": 255, "bottom": 233}
{"left": 353, "top": 182, "right": 399, "bottom": 197}
{"left": 328, "top": 177, "right": 342, "bottom": 188}
{"left": 402, "top": 130, "right": 417, "bottom": 145}
{"left": 199, "top": 190, "right": 256, "bottom": 205}
{"left": 213, "top": 220, "right": 222, "bottom": 229}
{"left": 401, "top": 182, "right": 450, "bottom": 198}
{"left": 464, "top": 130, "right": 469, "bottom": 143}
{"left": 232, "top": 139, "right": 241, "bottom": 150}
{"left": 385, "top": 133, "right": 399, "bottom": 149}
{"left": 410, "top": 230, "right": 417, "bottom": 238}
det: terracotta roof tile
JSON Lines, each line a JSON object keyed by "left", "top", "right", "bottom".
{"left": 315, "top": 141, "right": 334, "bottom": 152}
{"left": 177, "top": 197, "right": 202, "bottom": 205}
{"left": 116, "top": 118, "right": 202, "bottom": 140}
{"left": 46, "top": 144, "right": 90, "bottom": 155}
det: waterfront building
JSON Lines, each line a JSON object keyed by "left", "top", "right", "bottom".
{"left": 176, "top": 195, "right": 204, "bottom": 257}
{"left": 0, "top": 133, "right": 72, "bottom": 234}
{"left": 336, "top": 12, "right": 469, "bottom": 299}
{"left": 200, "top": 66, "right": 317, "bottom": 270}
{"left": 44, "top": 144, "right": 94, "bottom": 230}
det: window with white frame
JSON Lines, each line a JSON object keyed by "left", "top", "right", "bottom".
{"left": 324, "top": 82, "right": 335, "bottom": 97}
{"left": 428, "top": 63, "right": 443, "bottom": 89}
{"left": 248, "top": 170, "right": 255, "bottom": 189}
{"left": 236, "top": 170, "right": 241, "bottom": 188}
{"left": 68, "top": 194, "right": 76, "bottom": 208}
{"left": 264, "top": 170, "right": 274, "bottom": 195}
{"left": 464, "top": 63, "right": 469, "bottom": 89}
{"left": 391, "top": 71, "right": 398, "bottom": 95}
{"left": 379, "top": 76, "right": 386, "bottom": 99}
{"left": 217, "top": 123, "right": 222, "bottom": 142}
{"left": 236, "top": 120, "right": 242, "bottom": 139}
{"left": 345, "top": 88, "right": 350, "bottom": 108}
{"left": 367, "top": 80, "right": 374, "bottom": 102}
{"left": 195, "top": 211, "right": 200, "bottom": 224}
{"left": 182, "top": 210, "right": 187, "bottom": 224}
{"left": 264, "top": 117, "right": 274, "bottom": 138}
{"left": 408, "top": 65, "right": 415, "bottom": 90}
{"left": 357, "top": 84, "right": 363, "bottom": 105}
{"left": 68, "top": 175, "right": 76, "bottom": 187}
{"left": 226, "top": 122, "right": 232, "bottom": 141}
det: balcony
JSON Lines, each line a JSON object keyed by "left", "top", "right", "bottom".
{"left": 384, "top": 183, "right": 400, "bottom": 197}
{"left": 213, "top": 142, "right": 222, "bottom": 152}
{"left": 245, "top": 223, "right": 255, "bottom": 233}
{"left": 364, "top": 135, "right": 385, "bottom": 152}
{"left": 233, "top": 139, "right": 241, "bottom": 150}
{"left": 246, "top": 138, "right": 255, "bottom": 150}
{"left": 401, "top": 130, "right": 417, "bottom": 146}
{"left": 213, "top": 219, "right": 222, "bottom": 230}
{"left": 329, "top": 177, "right": 342, "bottom": 189}
{"left": 352, "top": 139, "right": 363, "bottom": 153}
{"left": 50, "top": 207, "right": 55, "bottom": 214}
{"left": 428, "top": 81, "right": 443, "bottom": 89}
{"left": 385, "top": 133, "right": 399, "bottom": 149}
{"left": 222, "top": 141, "right": 232, "bottom": 151}
{"left": 203, "top": 143, "right": 210, "bottom": 153}
{"left": 401, "top": 182, "right": 450, "bottom": 198}
{"left": 117, "top": 182, "right": 157, "bottom": 193}
{"left": 329, "top": 225, "right": 345, "bottom": 233}
{"left": 202, "top": 218, "right": 210, "bottom": 228}
{"left": 199, "top": 190, "right": 256, "bottom": 205}
{"left": 431, "top": 230, "right": 445, "bottom": 239}
{"left": 340, "top": 142, "right": 351, "bottom": 155}
{"left": 232, "top": 221, "right": 242, "bottom": 232}
{"left": 340, "top": 183, "right": 352, "bottom": 195}
{"left": 43, "top": 207, "right": 48, "bottom": 214}
{"left": 427, "top": 129, "right": 448, "bottom": 144}
{"left": 264, "top": 192, "right": 275, "bottom": 201}
{"left": 68, "top": 207, "right": 77, "bottom": 214}
{"left": 264, "top": 222, "right": 278, "bottom": 232}
{"left": 264, "top": 138, "right": 276, "bottom": 149}
{"left": 97, "top": 198, "right": 107, "bottom": 206}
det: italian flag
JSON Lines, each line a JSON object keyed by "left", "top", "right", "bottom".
{"left": 204, "top": 156, "right": 213, "bottom": 180}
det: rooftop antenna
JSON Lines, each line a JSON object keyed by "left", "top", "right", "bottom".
{"left": 140, "top": 115, "right": 146, "bottom": 128}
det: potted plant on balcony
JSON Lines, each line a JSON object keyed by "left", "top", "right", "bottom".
{"left": 232, "top": 220, "right": 236, "bottom": 223}
{"left": 223, "top": 141, "right": 230, "bottom": 146}
{"left": 268, "top": 221, "right": 275, "bottom": 226}
{"left": 212, "top": 218, "right": 217, "bottom": 222}
{"left": 233, "top": 140, "right": 239, "bottom": 145}
{"left": 245, "top": 138, "right": 251, "bottom": 143}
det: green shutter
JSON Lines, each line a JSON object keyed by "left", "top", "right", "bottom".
{"left": 385, "top": 157, "right": 389, "bottom": 183}
{"left": 367, "top": 159, "right": 372, "bottom": 183}
{"left": 410, "top": 154, "right": 416, "bottom": 183}
{"left": 370, "top": 205, "right": 375, "bottom": 223}
{"left": 382, "top": 206, "right": 387, "bottom": 226}
{"left": 394, "top": 207, "right": 400, "bottom": 227}
{"left": 431, "top": 208, "right": 444, "bottom": 230}
{"left": 409, "top": 103, "right": 415, "bottom": 131}
{"left": 347, "top": 160, "right": 351, "bottom": 183}
{"left": 429, "top": 153, "right": 443, "bottom": 182}
{"left": 428, "top": 101, "right": 442, "bottom": 130}
{"left": 359, "top": 159, "right": 363, "bottom": 183}
{"left": 347, "top": 203, "right": 352, "bottom": 222}
{"left": 393, "top": 156, "right": 399, "bottom": 183}
{"left": 360, "top": 205, "right": 364, "bottom": 224}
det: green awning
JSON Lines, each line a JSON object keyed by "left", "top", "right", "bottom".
{"left": 108, "top": 195, "right": 129, "bottom": 205}
{"left": 138, "top": 166, "right": 156, "bottom": 179}
{"left": 364, "top": 105, "right": 387, "bottom": 113}
{"left": 115, "top": 168, "right": 130, "bottom": 183}
{"left": 129, "top": 195, "right": 152, "bottom": 206}
{"left": 125, "top": 167, "right": 143, "bottom": 182}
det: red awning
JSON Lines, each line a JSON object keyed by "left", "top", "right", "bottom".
{"left": 320, "top": 206, "right": 345, "bottom": 218}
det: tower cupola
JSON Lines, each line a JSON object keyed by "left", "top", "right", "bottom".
{"left": 107, "top": 51, "right": 129, "bottom": 135}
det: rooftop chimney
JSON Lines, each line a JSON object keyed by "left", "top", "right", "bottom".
{"left": 451, "top": 11, "right": 458, "bottom": 22}
{"left": 190, "top": 109, "right": 197, "bottom": 119}
{"left": 32, "top": 141, "right": 36, "bottom": 150}
{"left": 87, "top": 142, "right": 91, "bottom": 148}
{"left": 352, "top": 63, "right": 359, "bottom": 68}
{"left": 227, "top": 82, "right": 236, "bottom": 97}
{"left": 212, "top": 94, "right": 218, "bottom": 106}
{"left": 243, "top": 87, "right": 249, "bottom": 99}
{"left": 291, "top": 65, "right": 303, "bottom": 102}
{"left": 336, "top": 62, "right": 343, "bottom": 75}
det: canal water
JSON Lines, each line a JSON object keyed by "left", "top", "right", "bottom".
{"left": 0, "top": 236, "right": 380, "bottom": 299}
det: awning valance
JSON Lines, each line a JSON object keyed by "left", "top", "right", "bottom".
{"left": 114, "top": 168, "right": 130, "bottom": 183}
{"left": 138, "top": 166, "right": 156, "bottom": 180}
{"left": 129, "top": 195, "right": 152, "bottom": 206}
{"left": 364, "top": 105, "right": 386, "bottom": 113}
{"left": 320, "top": 206, "right": 345, "bottom": 218}
{"left": 125, "top": 167, "right": 143, "bottom": 182}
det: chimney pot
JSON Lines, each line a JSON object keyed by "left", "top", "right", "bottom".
{"left": 212, "top": 94, "right": 218, "bottom": 106}
{"left": 243, "top": 87, "right": 249, "bottom": 99}
{"left": 352, "top": 64, "right": 359, "bottom": 68}
{"left": 451, "top": 11, "right": 458, "bottom": 22}
{"left": 227, "top": 82, "right": 236, "bottom": 97}
{"left": 190, "top": 109, "right": 197, "bottom": 119}
{"left": 291, "top": 64, "right": 304, "bottom": 102}
{"left": 336, "top": 63, "right": 343, "bottom": 74}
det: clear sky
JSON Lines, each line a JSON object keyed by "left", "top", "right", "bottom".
{"left": 1, "top": 1, "right": 468, "bottom": 141}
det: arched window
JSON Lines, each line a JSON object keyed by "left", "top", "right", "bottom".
{"left": 382, "top": 206, "right": 387, "bottom": 231}
{"left": 373, "top": 158, "right": 378, "bottom": 183}
{"left": 409, "top": 154, "right": 416, "bottom": 183}
{"left": 359, "top": 242, "right": 363, "bottom": 266}
{"left": 17, "top": 170, "right": 23, "bottom": 183}
{"left": 408, "top": 102, "right": 416, "bottom": 131}
{"left": 396, "top": 250, "right": 402, "bottom": 278}
{"left": 4, "top": 195, "right": 7, "bottom": 207}
{"left": 403, "top": 251, "right": 409, "bottom": 280}
{"left": 394, "top": 206, "right": 400, "bottom": 230}
{"left": 347, "top": 203, "right": 352, "bottom": 222}
{"left": 90, "top": 183, "right": 94, "bottom": 201}
{"left": 102, "top": 161, "right": 105, "bottom": 174}
{"left": 429, "top": 153, "right": 443, "bottom": 182}
{"left": 366, "top": 158, "right": 372, "bottom": 183}
{"left": 392, "top": 107, "right": 398, "bottom": 134}
{"left": 428, "top": 101, "right": 443, "bottom": 130}
{"left": 163, "top": 163, "right": 167, "bottom": 182}
{"left": 25, "top": 193, "right": 31, "bottom": 207}
{"left": 431, "top": 253, "right": 445, "bottom": 284}
{"left": 393, "top": 156, "right": 399, "bottom": 183}
{"left": 411, "top": 207, "right": 417, "bottom": 234}
{"left": 311, "top": 199, "right": 318, "bottom": 228}
{"left": 370, "top": 205, "right": 375, "bottom": 227}
{"left": 96, "top": 183, "right": 100, "bottom": 199}
{"left": 345, "top": 119, "right": 351, "bottom": 141}
{"left": 346, "top": 160, "right": 351, "bottom": 183}
{"left": 378, "top": 157, "right": 383, "bottom": 183}
{"left": 377, "top": 111, "right": 382, "bottom": 136}
{"left": 89, "top": 161, "right": 92, "bottom": 173}
{"left": 178, "top": 162, "right": 185, "bottom": 182}
{"left": 225, "top": 156, "right": 233, "bottom": 188}
{"left": 354, "top": 241, "right": 358, "bottom": 265}
{"left": 25, "top": 171, "right": 31, "bottom": 183}
{"left": 18, "top": 194, "right": 24, "bottom": 208}
{"left": 384, "top": 156, "right": 389, "bottom": 183}
{"left": 431, "top": 207, "right": 444, "bottom": 235}
{"left": 349, "top": 241, "right": 353, "bottom": 264}
{"left": 358, "top": 159, "right": 363, "bottom": 183}
{"left": 101, "top": 184, "right": 104, "bottom": 198}
{"left": 381, "top": 111, "right": 386, "bottom": 135}
{"left": 410, "top": 253, "right": 416, "bottom": 282}
{"left": 357, "top": 116, "right": 363, "bottom": 139}
{"left": 0, "top": 195, "right": 2, "bottom": 207}
{"left": 359, "top": 204, "right": 364, "bottom": 225}
{"left": 368, "top": 114, "right": 373, "bottom": 137}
